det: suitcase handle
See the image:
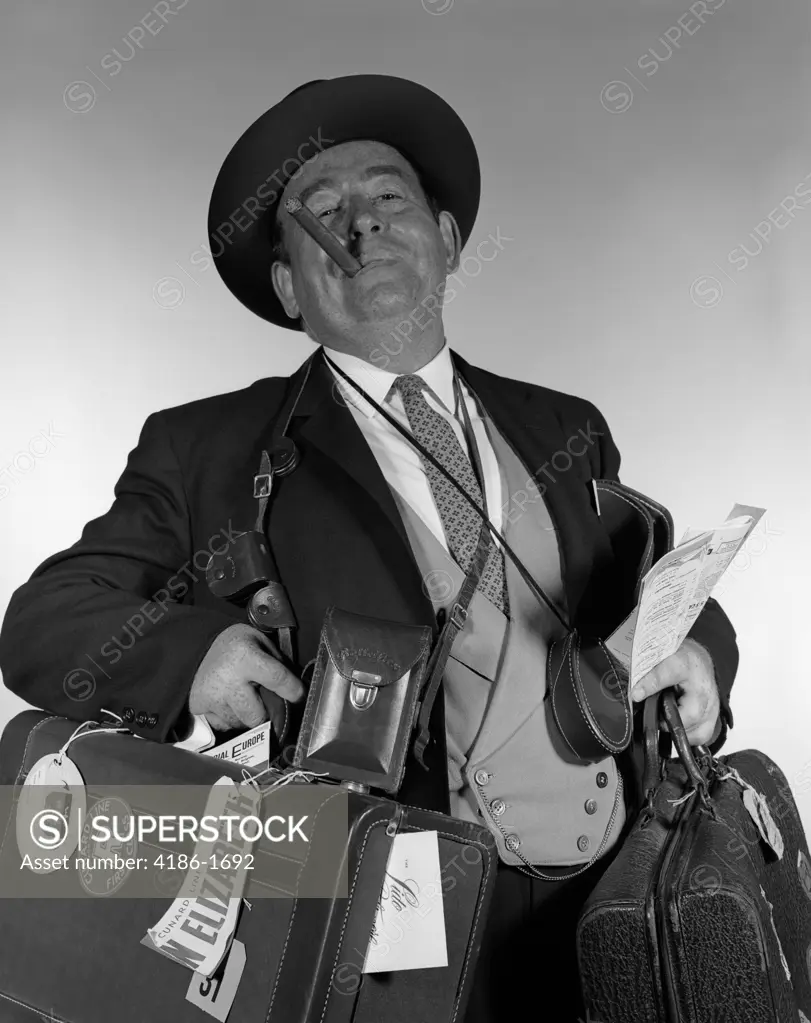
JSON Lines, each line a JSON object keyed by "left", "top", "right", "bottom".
{"left": 642, "top": 690, "right": 710, "bottom": 809}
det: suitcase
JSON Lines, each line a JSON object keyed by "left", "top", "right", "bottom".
{"left": 0, "top": 710, "right": 497, "bottom": 1023}
{"left": 577, "top": 693, "right": 811, "bottom": 1023}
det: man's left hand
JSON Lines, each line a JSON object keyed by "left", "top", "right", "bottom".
{"left": 630, "top": 637, "right": 722, "bottom": 746}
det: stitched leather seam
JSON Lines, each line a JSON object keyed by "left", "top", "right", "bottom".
{"left": 265, "top": 786, "right": 356, "bottom": 1021}
{"left": 374, "top": 802, "right": 492, "bottom": 1018}
{"left": 278, "top": 698, "right": 289, "bottom": 745}
{"left": 294, "top": 641, "right": 330, "bottom": 765}
{"left": 371, "top": 803, "right": 495, "bottom": 1019}
{"left": 573, "top": 633, "right": 631, "bottom": 751}
{"left": 316, "top": 818, "right": 392, "bottom": 1023}
{"left": 322, "top": 609, "right": 432, "bottom": 683}
{"left": 444, "top": 834, "right": 491, "bottom": 1023}
{"left": 594, "top": 485, "right": 654, "bottom": 594}
{"left": 0, "top": 990, "right": 69, "bottom": 1022}
{"left": 596, "top": 638, "right": 632, "bottom": 745}
{"left": 0, "top": 715, "right": 64, "bottom": 864}
{"left": 568, "top": 633, "right": 609, "bottom": 750}
{"left": 18, "top": 715, "right": 64, "bottom": 782}
{"left": 550, "top": 634, "right": 586, "bottom": 758}
{"left": 628, "top": 493, "right": 673, "bottom": 550}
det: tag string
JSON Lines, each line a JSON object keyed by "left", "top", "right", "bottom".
{"left": 240, "top": 765, "right": 327, "bottom": 794}
{"left": 57, "top": 722, "right": 130, "bottom": 760}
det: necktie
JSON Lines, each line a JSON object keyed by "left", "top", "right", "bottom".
{"left": 391, "top": 374, "right": 510, "bottom": 617}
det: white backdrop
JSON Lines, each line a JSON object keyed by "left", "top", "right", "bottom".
{"left": 2, "top": 0, "right": 810, "bottom": 832}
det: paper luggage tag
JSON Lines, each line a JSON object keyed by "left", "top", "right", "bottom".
{"left": 362, "top": 831, "right": 447, "bottom": 974}
{"left": 145, "top": 777, "right": 260, "bottom": 977}
{"left": 720, "top": 765, "right": 785, "bottom": 860}
{"left": 743, "top": 787, "right": 785, "bottom": 860}
{"left": 204, "top": 722, "right": 271, "bottom": 768}
{"left": 16, "top": 753, "right": 86, "bottom": 869}
{"left": 186, "top": 939, "right": 246, "bottom": 1021}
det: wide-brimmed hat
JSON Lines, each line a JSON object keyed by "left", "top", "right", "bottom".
{"left": 207, "top": 74, "right": 480, "bottom": 330}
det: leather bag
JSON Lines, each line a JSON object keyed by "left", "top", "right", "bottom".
{"left": 577, "top": 691, "right": 811, "bottom": 1023}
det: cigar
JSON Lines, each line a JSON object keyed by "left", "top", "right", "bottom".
{"left": 284, "top": 196, "right": 363, "bottom": 277}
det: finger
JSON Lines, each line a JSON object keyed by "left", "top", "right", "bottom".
{"left": 227, "top": 682, "right": 270, "bottom": 730}
{"left": 679, "top": 688, "right": 720, "bottom": 746}
{"left": 685, "top": 719, "right": 718, "bottom": 746}
{"left": 204, "top": 711, "right": 229, "bottom": 731}
{"left": 672, "top": 685, "right": 704, "bottom": 735}
{"left": 631, "top": 649, "right": 691, "bottom": 702}
{"left": 210, "top": 702, "right": 244, "bottom": 731}
{"left": 247, "top": 644, "right": 305, "bottom": 702}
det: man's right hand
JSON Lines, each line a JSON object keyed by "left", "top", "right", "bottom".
{"left": 189, "top": 623, "right": 305, "bottom": 731}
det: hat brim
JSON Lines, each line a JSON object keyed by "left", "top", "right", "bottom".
{"left": 207, "top": 75, "right": 480, "bottom": 330}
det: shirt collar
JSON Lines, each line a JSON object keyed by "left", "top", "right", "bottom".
{"left": 323, "top": 342, "right": 457, "bottom": 419}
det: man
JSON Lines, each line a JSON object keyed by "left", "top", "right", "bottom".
{"left": 0, "top": 75, "right": 737, "bottom": 1020}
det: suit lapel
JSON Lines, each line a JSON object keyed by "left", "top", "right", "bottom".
{"left": 292, "top": 349, "right": 415, "bottom": 556}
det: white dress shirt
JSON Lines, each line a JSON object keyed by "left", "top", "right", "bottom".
{"left": 323, "top": 344, "right": 504, "bottom": 558}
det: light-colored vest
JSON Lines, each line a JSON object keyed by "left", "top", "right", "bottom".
{"left": 391, "top": 417, "right": 626, "bottom": 867}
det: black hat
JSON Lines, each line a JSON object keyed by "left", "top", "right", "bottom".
{"left": 207, "top": 74, "right": 480, "bottom": 330}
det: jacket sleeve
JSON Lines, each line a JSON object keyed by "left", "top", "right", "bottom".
{"left": 586, "top": 401, "right": 738, "bottom": 753}
{"left": 0, "top": 411, "right": 237, "bottom": 742}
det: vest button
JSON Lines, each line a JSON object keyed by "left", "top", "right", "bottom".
{"left": 577, "top": 835, "right": 590, "bottom": 852}
{"left": 490, "top": 798, "right": 506, "bottom": 817}
{"left": 596, "top": 772, "right": 608, "bottom": 788}
{"left": 473, "top": 769, "right": 490, "bottom": 786}
{"left": 585, "top": 799, "right": 598, "bottom": 815}
{"left": 505, "top": 834, "right": 521, "bottom": 853}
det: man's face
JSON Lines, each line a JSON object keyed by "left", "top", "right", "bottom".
{"left": 271, "top": 140, "right": 460, "bottom": 349}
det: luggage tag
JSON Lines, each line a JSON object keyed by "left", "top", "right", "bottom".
{"left": 185, "top": 938, "right": 246, "bottom": 1021}
{"left": 718, "top": 765, "right": 785, "bottom": 860}
{"left": 14, "top": 721, "right": 125, "bottom": 871}
{"left": 362, "top": 831, "right": 448, "bottom": 974}
{"left": 204, "top": 722, "right": 272, "bottom": 768}
{"left": 145, "top": 776, "right": 261, "bottom": 978}
{"left": 16, "top": 751, "right": 86, "bottom": 869}
{"left": 744, "top": 788, "right": 785, "bottom": 860}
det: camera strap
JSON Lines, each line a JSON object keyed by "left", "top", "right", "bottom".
{"left": 325, "top": 353, "right": 572, "bottom": 770}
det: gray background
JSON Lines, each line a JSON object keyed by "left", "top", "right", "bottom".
{"left": 2, "top": 0, "right": 809, "bottom": 832}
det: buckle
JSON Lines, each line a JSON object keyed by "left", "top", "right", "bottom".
{"left": 450, "top": 603, "right": 468, "bottom": 629}
{"left": 253, "top": 472, "right": 272, "bottom": 499}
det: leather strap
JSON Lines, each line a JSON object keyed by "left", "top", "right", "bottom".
{"left": 412, "top": 520, "right": 492, "bottom": 769}
{"left": 248, "top": 355, "right": 320, "bottom": 662}
{"left": 253, "top": 352, "right": 319, "bottom": 529}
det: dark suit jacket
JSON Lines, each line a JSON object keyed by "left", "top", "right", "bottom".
{"left": 0, "top": 348, "right": 738, "bottom": 810}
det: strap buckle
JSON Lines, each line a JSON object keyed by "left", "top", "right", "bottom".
{"left": 253, "top": 472, "right": 272, "bottom": 499}
{"left": 449, "top": 602, "right": 468, "bottom": 630}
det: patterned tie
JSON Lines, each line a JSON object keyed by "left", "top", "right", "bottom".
{"left": 391, "top": 374, "right": 510, "bottom": 617}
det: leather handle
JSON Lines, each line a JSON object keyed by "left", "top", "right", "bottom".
{"left": 642, "top": 689, "right": 710, "bottom": 801}
{"left": 641, "top": 693, "right": 662, "bottom": 796}
{"left": 661, "top": 689, "right": 709, "bottom": 796}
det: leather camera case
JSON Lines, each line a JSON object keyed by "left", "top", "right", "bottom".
{"left": 547, "top": 479, "right": 674, "bottom": 763}
{"left": 293, "top": 607, "right": 433, "bottom": 793}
